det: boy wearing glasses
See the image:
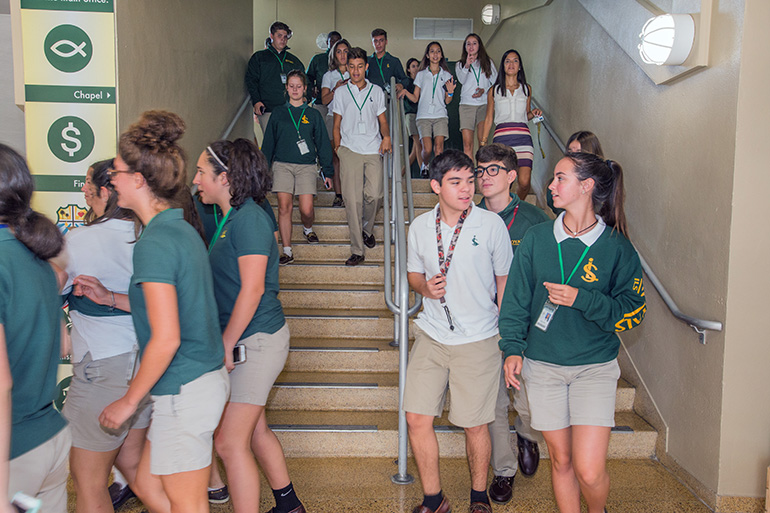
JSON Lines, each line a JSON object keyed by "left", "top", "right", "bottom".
{"left": 405, "top": 149, "right": 512, "bottom": 513}
{"left": 476, "top": 143, "right": 550, "bottom": 504}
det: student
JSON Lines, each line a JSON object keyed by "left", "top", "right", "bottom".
{"left": 456, "top": 34, "right": 497, "bottom": 159}
{"left": 0, "top": 143, "right": 69, "bottom": 513}
{"left": 100, "top": 111, "right": 229, "bottom": 513}
{"left": 405, "top": 150, "right": 512, "bottom": 513}
{"left": 59, "top": 159, "right": 151, "bottom": 513}
{"left": 321, "top": 39, "right": 352, "bottom": 207}
{"left": 367, "top": 28, "right": 408, "bottom": 95}
{"left": 548, "top": 131, "right": 605, "bottom": 215}
{"left": 398, "top": 41, "right": 456, "bottom": 176}
{"left": 404, "top": 57, "right": 423, "bottom": 172}
{"left": 499, "top": 153, "right": 646, "bottom": 513}
{"left": 332, "top": 46, "right": 391, "bottom": 266}
{"left": 194, "top": 139, "right": 306, "bottom": 513}
{"left": 475, "top": 144, "right": 550, "bottom": 504}
{"left": 481, "top": 49, "right": 542, "bottom": 200}
{"left": 306, "top": 30, "right": 342, "bottom": 116}
{"left": 246, "top": 21, "right": 305, "bottom": 132}
{"left": 262, "top": 69, "right": 334, "bottom": 265}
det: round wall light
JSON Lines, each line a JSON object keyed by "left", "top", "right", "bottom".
{"left": 638, "top": 13, "right": 695, "bottom": 66}
{"left": 481, "top": 4, "right": 501, "bottom": 25}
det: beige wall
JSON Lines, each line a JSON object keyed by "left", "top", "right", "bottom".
{"left": 483, "top": 0, "right": 759, "bottom": 502}
{"left": 116, "top": 0, "right": 253, "bottom": 177}
{"left": 719, "top": 0, "right": 770, "bottom": 498}
{"left": 254, "top": 0, "right": 482, "bottom": 67}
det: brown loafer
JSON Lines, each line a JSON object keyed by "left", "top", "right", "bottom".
{"left": 488, "top": 474, "right": 514, "bottom": 504}
{"left": 517, "top": 434, "right": 540, "bottom": 476}
{"left": 469, "top": 502, "right": 492, "bottom": 513}
{"left": 412, "top": 497, "right": 451, "bottom": 513}
{"left": 345, "top": 254, "right": 365, "bottom": 266}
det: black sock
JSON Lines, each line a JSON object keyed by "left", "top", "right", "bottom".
{"left": 423, "top": 490, "right": 444, "bottom": 511}
{"left": 470, "top": 488, "right": 490, "bottom": 505}
{"left": 272, "top": 482, "right": 302, "bottom": 513}
{"left": 336, "top": 193, "right": 343, "bottom": 198}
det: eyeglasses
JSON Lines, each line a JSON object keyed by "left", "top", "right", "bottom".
{"left": 474, "top": 164, "right": 509, "bottom": 178}
{"left": 107, "top": 168, "right": 134, "bottom": 179}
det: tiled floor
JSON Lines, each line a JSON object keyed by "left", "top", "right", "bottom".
{"left": 69, "top": 457, "right": 712, "bottom": 512}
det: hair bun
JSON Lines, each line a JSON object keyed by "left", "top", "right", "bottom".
{"left": 127, "top": 110, "right": 186, "bottom": 151}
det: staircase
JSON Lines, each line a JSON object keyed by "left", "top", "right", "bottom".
{"left": 265, "top": 180, "right": 657, "bottom": 461}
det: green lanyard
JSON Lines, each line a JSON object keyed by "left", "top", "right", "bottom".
{"left": 557, "top": 243, "right": 590, "bottom": 285}
{"left": 269, "top": 47, "right": 286, "bottom": 72}
{"left": 346, "top": 83, "right": 373, "bottom": 114}
{"left": 209, "top": 206, "right": 232, "bottom": 254}
{"left": 431, "top": 72, "right": 440, "bottom": 100}
{"left": 287, "top": 104, "right": 308, "bottom": 139}
{"left": 470, "top": 62, "right": 481, "bottom": 85}
{"left": 375, "top": 54, "right": 386, "bottom": 83}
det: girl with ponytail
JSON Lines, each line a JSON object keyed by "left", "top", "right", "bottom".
{"left": 193, "top": 138, "right": 306, "bottom": 513}
{"left": 498, "top": 153, "right": 645, "bottom": 513}
{"left": 0, "top": 143, "right": 69, "bottom": 511}
{"left": 99, "top": 111, "right": 229, "bottom": 513}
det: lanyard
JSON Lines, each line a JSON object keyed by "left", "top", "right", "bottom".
{"left": 269, "top": 47, "right": 286, "bottom": 72}
{"left": 338, "top": 69, "right": 346, "bottom": 81}
{"left": 557, "top": 243, "right": 590, "bottom": 285}
{"left": 505, "top": 205, "right": 519, "bottom": 231}
{"left": 435, "top": 206, "right": 469, "bottom": 331}
{"left": 209, "top": 206, "right": 232, "bottom": 254}
{"left": 469, "top": 61, "right": 481, "bottom": 85}
{"left": 346, "top": 83, "right": 373, "bottom": 115}
{"left": 375, "top": 54, "right": 386, "bottom": 83}
{"left": 431, "top": 72, "right": 440, "bottom": 100}
{"left": 287, "top": 104, "right": 308, "bottom": 139}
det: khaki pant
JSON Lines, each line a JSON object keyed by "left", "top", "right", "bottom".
{"left": 489, "top": 364, "right": 543, "bottom": 477}
{"left": 338, "top": 146, "right": 383, "bottom": 256}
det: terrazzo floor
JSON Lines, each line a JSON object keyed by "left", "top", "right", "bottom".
{"left": 67, "top": 457, "right": 713, "bottom": 512}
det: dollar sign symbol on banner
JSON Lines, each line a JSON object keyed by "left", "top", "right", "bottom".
{"left": 48, "top": 116, "right": 95, "bottom": 163}
{"left": 61, "top": 122, "right": 82, "bottom": 158}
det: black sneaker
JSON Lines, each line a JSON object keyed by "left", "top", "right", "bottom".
{"left": 109, "top": 482, "right": 136, "bottom": 509}
{"left": 279, "top": 253, "right": 294, "bottom": 266}
{"left": 363, "top": 231, "right": 376, "bottom": 249}
{"left": 332, "top": 195, "right": 345, "bottom": 207}
{"left": 208, "top": 485, "right": 230, "bottom": 504}
{"left": 345, "top": 254, "right": 365, "bottom": 266}
{"left": 304, "top": 231, "right": 319, "bottom": 244}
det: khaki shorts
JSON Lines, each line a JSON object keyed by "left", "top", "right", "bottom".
{"left": 404, "top": 326, "right": 501, "bottom": 428}
{"left": 230, "top": 323, "right": 290, "bottom": 405}
{"left": 313, "top": 103, "right": 328, "bottom": 118}
{"left": 8, "top": 426, "right": 71, "bottom": 513}
{"left": 416, "top": 117, "right": 449, "bottom": 140}
{"left": 148, "top": 367, "right": 229, "bottom": 475}
{"left": 63, "top": 351, "right": 151, "bottom": 451}
{"left": 459, "top": 104, "right": 487, "bottom": 131}
{"left": 522, "top": 358, "right": 620, "bottom": 431}
{"left": 272, "top": 161, "right": 319, "bottom": 196}
{"left": 406, "top": 113, "right": 419, "bottom": 138}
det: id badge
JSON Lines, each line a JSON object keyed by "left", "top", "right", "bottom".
{"left": 357, "top": 121, "right": 367, "bottom": 134}
{"left": 280, "top": 74, "right": 287, "bottom": 84}
{"left": 297, "top": 138, "right": 310, "bottom": 155}
{"left": 535, "top": 299, "right": 559, "bottom": 332}
{"left": 384, "top": 84, "right": 391, "bottom": 95}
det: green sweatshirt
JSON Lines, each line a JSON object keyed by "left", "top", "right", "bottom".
{"left": 261, "top": 102, "right": 334, "bottom": 177}
{"left": 498, "top": 221, "right": 646, "bottom": 366}
{"left": 367, "top": 52, "right": 408, "bottom": 91}
{"left": 478, "top": 193, "right": 550, "bottom": 252}
{"left": 245, "top": 44, "right": 305, "bottom": 112}
{"left": 306, "top": 51, "right": 330, "bottom": 104}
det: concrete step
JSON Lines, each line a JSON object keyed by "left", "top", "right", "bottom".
{"left": 286, "top": 315, "right": 400, "bottom": 340}
{"left": 286, "top": 337, "right": 398, "bottom": 372}
{"left": 280, "top": 288, "right": 388, "bottom": 312}
{"left": 265, "top": 409, "right": 656, "bottom": 459}
{"left": 289, "top": 224, "right": 385, "bottom": 244}
{"left": 280, "top": 263, "right": 384, "bottom": 288}
{"left": 289, "top": 206, "right": 432, "bottom": 224}
{"left": 284, "top": 243, "right": 386, "bottom": 264}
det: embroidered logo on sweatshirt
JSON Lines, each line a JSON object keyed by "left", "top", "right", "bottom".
{"left": 581, "top": 258, "right": 598, "bottom": 283}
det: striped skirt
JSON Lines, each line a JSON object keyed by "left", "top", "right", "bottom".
{"left": 493, "top": 122, "right": 534, "bottom": 168}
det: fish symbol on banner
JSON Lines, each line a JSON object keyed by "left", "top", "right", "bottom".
{"left": 50, "top": 39, "right": 88, "bottom": 58}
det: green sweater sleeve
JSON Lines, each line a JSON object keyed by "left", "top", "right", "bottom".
{"left": 260, "top": 110, "right": 277, "bottom": 163}
{"left": 392, "top": 57, "right": 408, "bottom": 87}
{"left": 314, "top": 112, "right": 334, "bottom": 177}
{"left": 245, "top": 52, "right": 262, "bottom": 106}
{"left": 498, "top": 231, "right": 537, "bottom": 359}
{"left": 571, "top": 242, "right": 646, "bottom": 333}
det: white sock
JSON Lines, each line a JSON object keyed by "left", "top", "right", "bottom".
{"left": 283, "top": 247, "right": 293, "bottom": 257}
{"left": 112, "top": 467, "right": 128, "bottom": 487}
{"left": 303, "top": 226, "right": 313, "bottom": 235}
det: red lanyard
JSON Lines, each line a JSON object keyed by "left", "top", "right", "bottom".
{"left": 506, "top": 205, "right": 519, "bottom": 231}
{"left": 435, "top": 206, "right": 469, "bottom": 331}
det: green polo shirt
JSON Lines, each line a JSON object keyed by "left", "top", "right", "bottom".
{"left": 478, "top": 194, "right": 550, "bottom": 253}
{"left": 367, "top": 52, "right": 408, "bottom": 91}
{"left": 261, "top": 102, "right": 334, "bottom": 176}
{"left": 196, "top": 194, "right": 277, "bottom": 244}
{"left": 208, "top": 199, "right": 285, "bottom": 337}
{"left": 129, "top": 209, "right": 223, "bottom": 395}
{"left": 0, "top": 227, "right": 66, "bottom": 459}
{"left": 246, "top": 44, "right": 305, "bottom": 112}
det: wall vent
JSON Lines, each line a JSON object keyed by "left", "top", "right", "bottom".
{"left": 413, "top": 18, "right": 473, "bottom": 41}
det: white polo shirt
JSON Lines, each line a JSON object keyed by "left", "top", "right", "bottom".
{"left": 455, "top": 60, "right": 498, "bottom": 106}
{"left": 414, "top": 68, "right": 454, "bottom": 120}
{"left": 407, "top": 203, "right": 512, "bottom": 345}
{"left": 333, "top": 78, "right": 386, "bottom": 155}
{"left": 321, "top": 69, "right": 350, "bottom": 117}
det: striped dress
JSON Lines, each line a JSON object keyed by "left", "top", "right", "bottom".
{"left": 492, "top": 84, "right": 534, "bottom": 168}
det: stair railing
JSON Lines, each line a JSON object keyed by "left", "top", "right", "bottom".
{"left": 382, "top": 77, "right": 421, "bottom": 485}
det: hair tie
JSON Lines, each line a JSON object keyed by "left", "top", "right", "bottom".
{"left": 605, "top": 159, "right": 613, "bottom": 167}
{"left": 207, "top": 146, "right": 228, "bottom": 171}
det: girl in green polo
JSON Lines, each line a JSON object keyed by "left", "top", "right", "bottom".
{"left": 194, "top": 139, "right": 305, "bottom": 513}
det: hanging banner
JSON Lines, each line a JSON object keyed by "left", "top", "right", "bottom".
{"left": 19, "top": 0, "right": 116, "bottom": 233}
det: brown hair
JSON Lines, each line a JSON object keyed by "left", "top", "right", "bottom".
{"left": 205, "top": 139, "right": 272, "bottom": 207}
{"left": 83, "top": 158, "right": 134, "bottom": 226}
{"left": 567, "top": 152, "right": 627, "bottom": 237}
{"left": 328, "top": 39, "right": 350, "bottom": 71}
{"left": 566, "top": 131, "right": 604, "bottom": 159}
{"left": 460, "top": 33, "right": 492, "bottom": 78}
{"left": 418, "top": 41, "right": 450, "bottom": 73}
{"left": 475, "top": 143, "right": 518, "bottom": 172}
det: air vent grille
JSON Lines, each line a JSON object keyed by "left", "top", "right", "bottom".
{"left": 413, "top": 18, "right": 473, "bottom": 41}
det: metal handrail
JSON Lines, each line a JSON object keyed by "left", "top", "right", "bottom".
{"left": 529, "top": 99, "right": 723, "bottom": 344}
{"left": 221, "top": 94, "right": 252, "bottom": 140}
{"left": 381, "top": 77, "right": 421, "bottom": 485}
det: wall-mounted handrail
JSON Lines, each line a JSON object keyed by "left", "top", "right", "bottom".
{"left": 529, "top": 98, "right": 723, "bottom": 345}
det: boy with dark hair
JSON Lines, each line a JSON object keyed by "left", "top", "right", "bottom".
{"left": 332, "top": 47, "right": 391, "bottom": 266}
{"left": 246, "top": 21, "right": 305, "bottom": 132}
{"left": 367, "top": 28, "right": 408, "bottom": 95}
{"left": 475, "top": 143, "right": 550, "bottom": 504}
{"left": 405, "top": 149, "right": 512, "bottom": 513}
{"left": 306, "top": 31, "right": 342, "bottom": 115}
